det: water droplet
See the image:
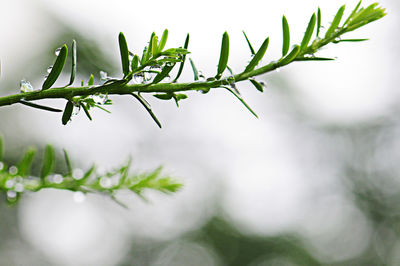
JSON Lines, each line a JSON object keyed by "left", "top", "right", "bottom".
{"left": 100, "top": 177, "right": 112, "bottom": 188}
{"left": 73, "top": 168, "right": 84, "bottom": 180}
{"left": 7, "top": 190, "right": 17, "bottom": 199}
{"left": 198, "top": 71, "right": 206, "bottom": 81}
{"left": 275, "top": 68, "right": 281, "bottom": 73}
{"left": 47, "top": 66, "right": 53, "bottom": 73}
{"left": 334, "top": 37, "right": 341, "bottom": 42}
{"left": 20, "top": 80, "right": 35, "bottom": 93}
{"left": 100, "top": 71, "right": 108, "bottom": 83}
{"left": 73, "top": 191, "right": 86, "bottom": 203}
{"left": 55, "top": 47, "right": 61, "bottom": 56}
{"left": 260, "top": 81, "right": 267, "bottom": 88}
{"left": 9, "top": 166, "right": 18, "bottom": 175}
{"left": 5, "top": 179, "right": 15, "bottom": 189}
{"left": 15, "top": 183, "right": 24, "bottom": 192}
{"left": 92, "top": 94, "right": 108, "bottom": 105}
{"left": 133, "top": 73, "right": 145, "bottom": 84}
{"left": 0, "top": 162, "right": 4, "bottom": 171}
{"left": 72, "top": 104, "right": 81, "bottom": 116}
{"left": 53, "top": 174, "right": 63, "bottom": 184}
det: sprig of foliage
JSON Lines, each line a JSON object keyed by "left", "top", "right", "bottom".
{"left": 0, "top": 135, "right": 182, "bottom": 206}
{"left": 0, "top": 2, "right": 386, "bottom": 128}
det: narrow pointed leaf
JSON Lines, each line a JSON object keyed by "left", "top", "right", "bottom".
{"left": 81, "top": 103, "right": 92, "bottom": 121}
{"left": 295, "top": 57, "right": 335, "bottom": 61}
{"left": 62, "top": 101, "right": 74, "bottom": 125}
{"left": 63, "top": 149, "right": 72, "bottom": 175}
{"left": 316, "top": 8, "right": 321, "bottom": 37}
{"left": 41, "top": 145, "right": 55, "bottom": 179}
{"left": 130, "top": 93, "right": 162, "bottom": 128}
{"left": 158, "top": 29, "right": 168, "bottom": 52}
{"left": 216, "top": 32, "right": 229, "bottom": 79}
{"left": 88, "top": 74, "right": 94, "bottom": 86}
{"left": 282, "top": 16, "right": 290, "bottom": 56}
{"left": 301, "top": 13, "right": 316, "bottom": 50}
{"left": 173, "top": 33, "right": 190, "bottom": 82}
{"left": 146, "top": 32, "right": 156, "bottom": 60}
{"left": 151, "top": 35, "right": 159, "bottom": 56}
{"left": 244, "top": 37, "right": 269, "bottom": 73}
{"left": 118, "top": 32, "right": 130, "bottom": 77}
{"left": 19, "top": 100, "right": 62, "bottom": 112}
{"left": 242, "top": 31, "right": 255, "bottom": 55}
{"left": 279, "top": 45, "right": 300, "bottom": 65}
{"left": 249, "top": 79, "right": 264, "bottom": 92}
{"left": 18, "top": 148, "right": 36, "bottom": 177}
{"left": 344, "top": 0, "right": 363, "bottom": 26}
{"left": 152, "top": 64, "right": 175, "bottom": 84}
{"left": 189, "top": 58, "right": 199, "bottom": 81}
{"left": 81, "top": 164, "right": 95, "bottom": 183}
{"left": 335, "top": 38, "right": 369, "bottom": 43}
{"left": 325, "top": 5, "right": 346, "bottom": 38}
{"left": 223, "top": 86, "right": 258, "bottom": 118}
{"left": 131, "top": 54, "right": 139, "bottom": 71}
{"left": 67, "top": 40, "right": 77, "bottom": 86}
{"left": 42, "top": 44, "right": 68, "bottom": 90}
{"left": 153, "top": 93, "right": 173, "bottom": 100}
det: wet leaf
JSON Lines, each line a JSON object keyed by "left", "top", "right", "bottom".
{"left": 42, "top": 44, "right": 68, "bottom": 90}
{"left": 152, "top": 64, "right": 175, "bottom": 84}
{"left": 18, "top": 148, "right": 36, "bottom": 177}
{"left": 158, "top": 29, "right": 168, "bottom": 52}
{"left": 242, "top": 31, "right": 255, "bottom": 55}
{"left": 316, "top": 8, "right": 322, "bottom": 37}
{"left": 244, "top": 37, "right": 269, "bottom": 72}
{"left": 173, "top": 33, "right": 190, "bottom": 82}
{"left": 118, "top": 32, "right": 130, "bottom": 77}
{"left": 279, "top": 45, "right": 300, "bottom": 65}
{"left": 216, "top": 31, "right": 229, "bottom": 79}
{"left": 62, "top": 101, "right": 74, "bottom": 125}
{"left": 301, "top": 13, "right": 316, "bottom": 50}
{"left": 249, "top": 79, "right": 264, "bottom": 92}
{"left": 325, "top": 5, "right": 345, "bottom": 38}
{"left": 282, "top": 16, "right": 290, "bottom": 56}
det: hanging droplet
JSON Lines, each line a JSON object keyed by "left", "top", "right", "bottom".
{"left": 92, "top": 94, "right": 108, "bottom": 105}
{"left": 72, "top": 104, "right": 81, "bottom": 116}
{"left": 73, "top": 191, "right": 86, "bottom": 203}
{"left": 5, "top": 179, "right": 15, "bottom": 189}
{"left": 134, "top": 73, "right": 145, "bottom": 84}
{"left": 55, "top": 47, "right": 61, "bottom": 56}
{"left": 8, "top": 166, "right": 18, "bottom": 175}
{"left": 14, "top": 183, "right": 24, "bottom": 192}
{"left": 100, "top": 177, "right": 112, "bottom": 188}
{"left": 100, "top": 71, "right": 108, "bottom": 83}
{"left": 198, "top": 71, "right": 206, "bottom": 81}
{"left": 275, "top": 68, "right": 281, "bottom": 73}
{"left": 162, "top": 74, "right": 171, "bottom": 82}
{"left": 72, "top": 168, "right": 84, "bottom": 180}
{"left": 53, "top": 174, "right": 63, "bottom": 184}
{"left": 334, "top": 37, "right": 341, "bottom": 42}
{"left": 47, "top": 66, "right": 53, "bottom": 73}
{"left": 20, "top": 80, "right": 35, "bottom": 93}
{"left": 7, "top": 190, "right": 17, "bottom": 199}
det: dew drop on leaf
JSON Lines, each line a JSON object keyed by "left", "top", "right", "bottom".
{"left": 47, "top": 66, "right": 53, "bottom": 73}
{"left": 55, "top": 47, "right": 61, "bottom": 56}
{"left": 5, "top": 179, "right": 15, "bottom": 189}
{"left": 53, "top": 174, "right": 63, "bottom": 184}
{"left": 100, "top": 177, "right": 112, "bottom": 188}
{"left": 20, "top": 80, "right": 35, "bottom": 93}
{"left": 72, "top": 168, "right": 84, "bottom": 180}
{"left": 8, "top": 166, "right": 18, "bottom": 175}
{"left": 92, "top": 94, "right": 108, "bottom": 105}
{"left": 7, "top": 190, "right": 17, "bottom": 199}
{"left": 15, "top": 183, "right": 24, "bottom": 192}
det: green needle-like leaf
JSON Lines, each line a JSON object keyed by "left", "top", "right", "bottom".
{"left": 334, "top": 38, "right": 369, "bottom": 43}
{"left": 301, "top": 13, "right": 316, "bottom": 50}
{"left": 223, "top": 86, "right": 258, "bottom": 118}
{"left": 244, "top": 37, "right": 269, "bottom": 73}
{"left": 63, "top": 149, "right": 72, "bottom": 176}
{"left": 249, "top": 79, "right": 264, "bottom": 92}
{"left": 279, "top": 45, "right": 300, "bottom": 65}
{"left": 316, "top": 8, "right": 321, "bottom": 37}
{"left": 325, "top": 5, "right": 346, "bottom": 38}
{"left": 42, "top": 44, "right": 68, "bottom": 90}
{"left": 173, "top": 33, "right": 190, "bottom": 82}
{"left": 158, "top": 29, "right": 168, "bottom": 52}
{"left": 131, "top": 54, "right": 139, "bottom": 71}
{"left": 41, "top": 145, "right": 55, "bottom": 180}
{"left": 19, "top": 100, "right": 62, "bottom": 112}
{"left": 18, "top": 148, "right": 36, "bottom": 177}
{"left": 153, "top": 93, "right": 173, "bottom": 100}
{"left": 189, "top": 58, "right": 199, "bottom": 81}
{"left": 295, "top": 57, "right": 335, "bottom": 61}
{"left": 81, "top": 103, "right": 92, "bottom": 121}
{"left": 130, "top": 93, "right": 162, "bottom": 128}
{"left": 118, "top": 32, "right": 130, "bottom": 77}
{"left": 153, "top": 64, "right": 175, "bottom": 84}
{"left": 344, "top": 1, "right": 362, "bottom": 26}
{"left": 242, "top": 31, "right": 255, "bottom": 55}
{"left": 146, "top": 32, "right": 156, "bottom": 60}
{"left": 62, "top": 101, "right": 74, "bottom": 125}
{"left": 67, "top": 40, "right": 77, "bottom": 86}
{"left": 88, "top": 74, "right": 94, "bottom": 86}
{"left": 216, "top": 31, "right": 229, "bottom": 79}
{"left": 152, "top": 35, "right": 159, "bottom": 56}
{"left": 282, "top": 16, "right": 290, "bottom": 56}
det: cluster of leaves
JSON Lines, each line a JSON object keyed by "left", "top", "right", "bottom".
{"left": 0, "top": 136, "right": 182, "bottom": 206}
{"left": 6, "top": 1, "right": 385, "bottom": 128}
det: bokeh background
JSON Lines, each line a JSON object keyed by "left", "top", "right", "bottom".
{"left": 0, "top": 0, "right": 398, "bottom": 265}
